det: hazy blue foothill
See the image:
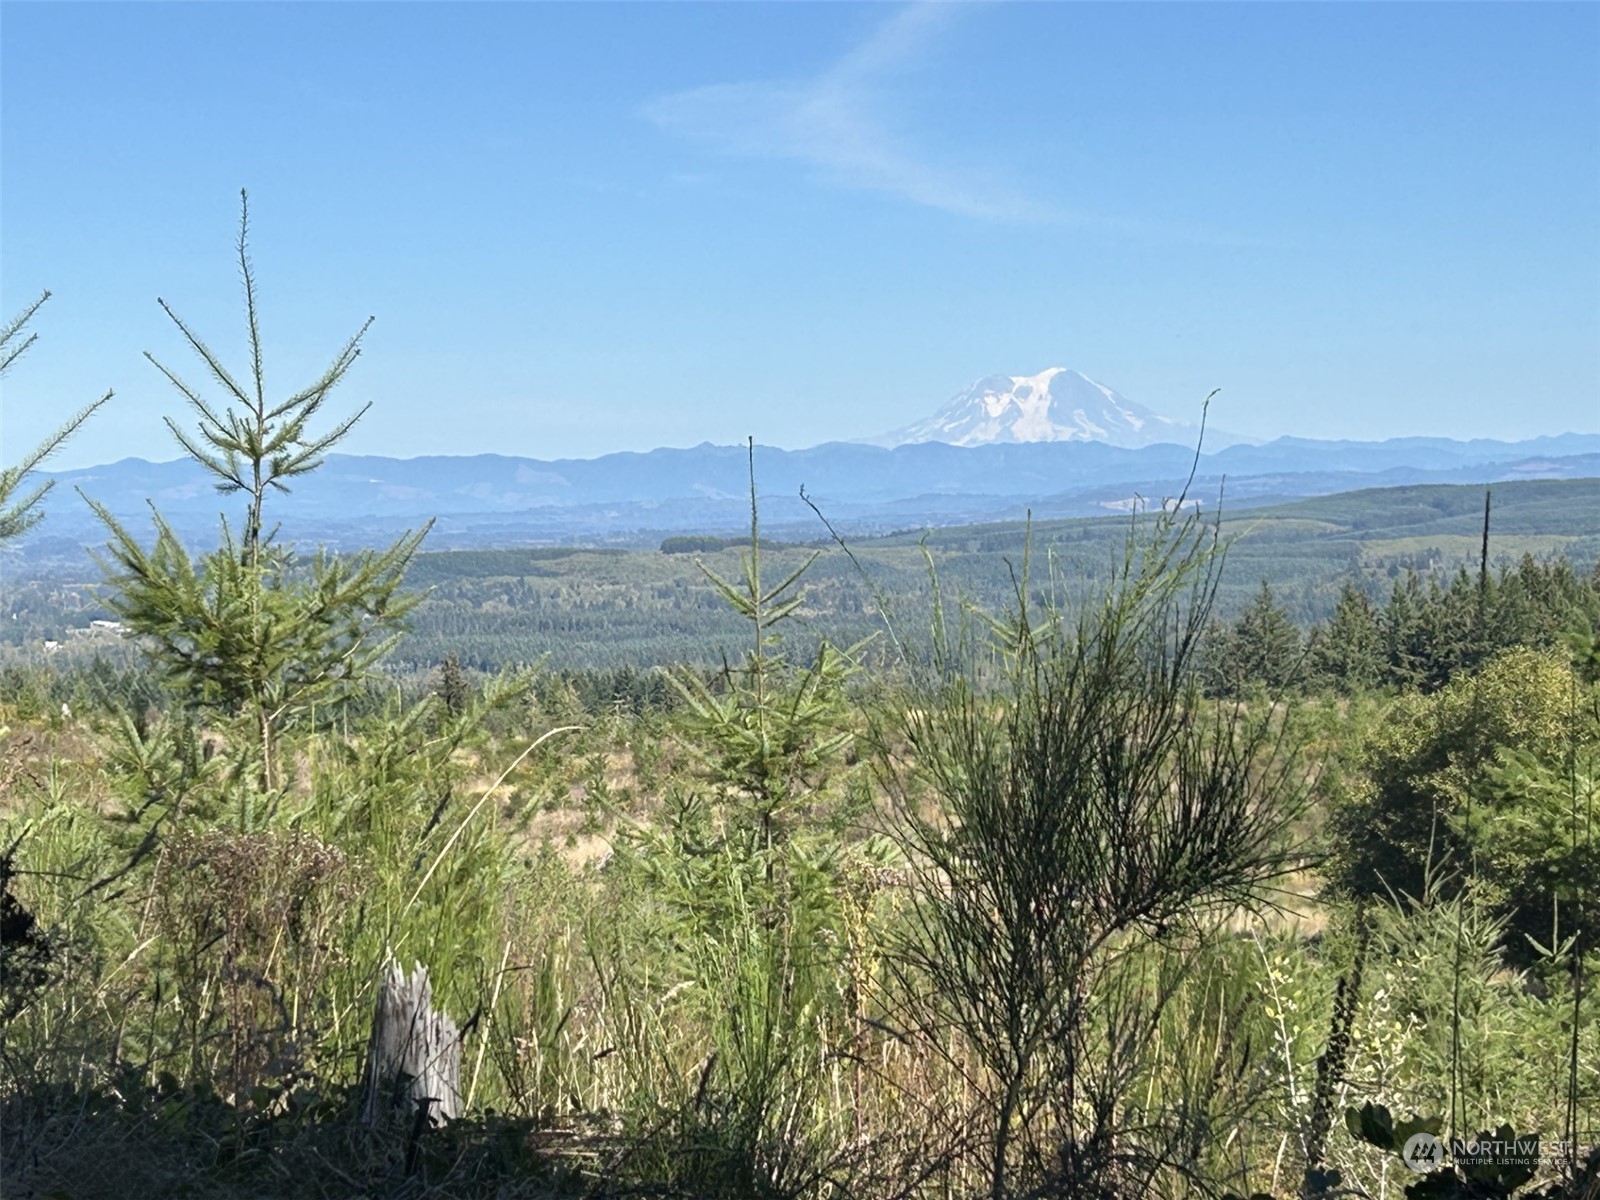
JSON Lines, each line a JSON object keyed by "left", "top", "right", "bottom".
{"left": 16, "top": 429, "right": 1600, "bottom": 560}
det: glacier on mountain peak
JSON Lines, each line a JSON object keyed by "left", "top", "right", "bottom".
{"left": 869, "top": 368, "right": 1232, "bottom": 450}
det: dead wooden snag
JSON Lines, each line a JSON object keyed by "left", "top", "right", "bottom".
{"left": 362, "top": 959, "right": 462, "bottom": 1127}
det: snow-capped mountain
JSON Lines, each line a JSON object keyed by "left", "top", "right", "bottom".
{"left": 873, "top": 368, "right": 1233, "bottom": 450}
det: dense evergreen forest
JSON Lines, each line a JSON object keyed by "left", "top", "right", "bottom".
{"left": 3, "top": 218, "right": 1598, "bottom": 1200}
{"left": 6, "top": 477, "right": 1599, "bottom": 678}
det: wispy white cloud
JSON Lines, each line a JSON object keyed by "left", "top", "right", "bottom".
{"left": 644, "top": 3, "right": 1052, "bottom": 222}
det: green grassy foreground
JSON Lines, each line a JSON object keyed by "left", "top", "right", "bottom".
{"left": 3, "top": 506, "right": 1598, "bottom": 1199}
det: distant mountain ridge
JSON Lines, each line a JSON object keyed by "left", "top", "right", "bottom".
{"left": 12, "top": 432, "right": 1597, "bottom": 562}
{"left": 869, "top": 368, "right": 1249, "bottom": 449}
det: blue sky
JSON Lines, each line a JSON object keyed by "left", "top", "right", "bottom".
{"left": 3, "top": 1, "right": 1597, "bottom": 469}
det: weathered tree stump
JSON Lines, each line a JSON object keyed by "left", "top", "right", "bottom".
{"left": 361, "top": 960, "right": 462, "bottom": 1127}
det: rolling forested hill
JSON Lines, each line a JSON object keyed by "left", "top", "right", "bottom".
{"left": 10, "top": 478, "right": 1592, "bottom": 673}
{"left": 394, "top": 478, "right": 1600, "bottom": 670}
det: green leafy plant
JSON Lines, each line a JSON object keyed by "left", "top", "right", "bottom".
{"left": 86, "top": 191, "right": 428, "bottom": 801}
{"left": 885, "top": 487, "right": 1312, "bottom": 1199}
{"left": 1343, "top": 1101, "right": 1563, "bottom": 1199}
{"left": 1331, "top": 648, "right": 1596, "bottom": 950}
{"left": 665, "top": 441, "right": 861, "bottom": 851}
{"left": 592, "top": 445, "right": 879, "bottom": 1197}
{"left": 0, "top": 290, "right": 111, "bottom": 545}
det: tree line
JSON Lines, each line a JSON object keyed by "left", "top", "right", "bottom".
{"left": 1206, "top": 555, "right": 1600, "bottom": 697}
